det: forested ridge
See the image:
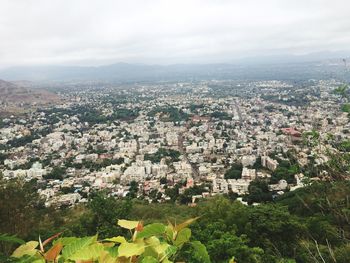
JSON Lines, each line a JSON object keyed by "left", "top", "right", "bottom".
{"left": 0, "top": 173, "right": 349, "bottom": 262}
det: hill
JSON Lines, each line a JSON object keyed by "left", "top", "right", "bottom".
{"left": 0, "top": 59, "right": 349, "bottom": 83}
{"left": 0, "top": 79, "right": 60, "bottom": 116}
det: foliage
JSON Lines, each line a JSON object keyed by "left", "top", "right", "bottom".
{"left": 0, "top": 178, "right": 45, "bottom": 256}
{"left": 43, "top": 166, "right": 66, "bottom": 180}
{"left": 0, "top": 234, "right": 24, "bottom": 245}
{"left": 178, "top": 185, "right": 207, "bottom": 204}
{"left": 144, "top": 148, "right": 181, "bottom": 163}
{"left": 271, "top": 160, "right": 299, "bottom": 184}
{"left": 9, "top": 218, "right": 209, "bottom": 263}
{"left": 1, "top": 175, "right": 349, "bottom": 263}
{"left": 338, "top": 139, "right": 350, "bottom": 152}
{"left": 341, "top": 103, "right": 350, "bottom": 113}
{"left": 148, "top": 106, "right": 189, "bottom": 122}
{"left": 224, "top": 163, "right": 243, "bottom": 179}
{"left": 246, "top": 179, "right": 273, "bottom": 204}
{"left": 87, "top": 192, "right": 133, "bottom": 238}
{"left": 210, "top": 111, "right": 231, "bottom": 120}
{"left": 334, "top": 84, "right": 349, "bottom": 99}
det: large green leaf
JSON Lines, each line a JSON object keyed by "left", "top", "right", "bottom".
{"left": 191, "top": 241, "right": 210, "bottom": 263}
{"left": 105, "top": 246, "right": 119, "bottom": 258}
{"left": 117, "top": 219, "right": 140, "bottom": 229}
{"left": 164, "top": 245, "right": 177, "bottom": 258}
{"left": 118, "top": 242, "right": 145, "bottom": 257}
{"left": 145, "top": 236, "right": 160, "bottom": 247}
{"left": 61, "top": 235, "right": 97, "bottom": 259}
{"left": 137, "top": 223, "right": 166, "bottom": 239}
{"left": 53, "top": 237, "right": 79, "bottom": 246}
{"left": 174, "top": 228, "right": 191, "bottom": 247}
{"left": 165, "top": 225, "right": 175, "bottom": 241}
{"left": 104, "top": 236, "right": 127, "bottom": 243}
{"left": 12, "top": 241, "right": 39, "bottom": 258}
{"left": 68, "top": 243, "right": 104, "bottom": 261}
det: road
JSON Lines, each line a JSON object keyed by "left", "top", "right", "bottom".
{"left": 178, "top": 132, "right": 199, "bottom": 178}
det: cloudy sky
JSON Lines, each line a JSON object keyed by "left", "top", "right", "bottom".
{"left": 0, "top": 0, "right": 350, "bottom": 67}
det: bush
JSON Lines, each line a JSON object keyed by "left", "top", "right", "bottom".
{"left": 8, "top": 218, "right": 210, "bottom": 263}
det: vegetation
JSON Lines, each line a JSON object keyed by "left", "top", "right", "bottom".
{"left": 341, "top": 103, "right": 350, "bottom": 113}
{"left": 224, "top": 163, "right": 243, "bottom": 179}
{"left": 271, "top": 160, "right": 299, "bottom": 184}
{"left": 7, "top": 218, "right": 210, "bottom": 263}
{"left": 210, "top": 111, "right": 231, "bottom": 120}
{"left": 1, "top": 176, "right": 349, "bottom": 262}
{"left": 42, "top": 106, "right": 139, "bottom": 125}
{"left": 144, "top": 148, "right": 181, "bottom": 163}
{"left": 43, "top": 166, "right": 66, "bottom": 180}
{"left": 246, "top": 179, "right": 273, "bottom": 204}
{"left": 148, "top": 107, "right": 189, "bottom": 122}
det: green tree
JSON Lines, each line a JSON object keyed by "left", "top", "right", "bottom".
{"left": 86, "top": 192, "right": 132, "bottom": 239}
{"left": 246, "top": 179, "right": 273, "bottom": 204}
{"left": 224, "top": 163, "right": 243, "bottom": 179}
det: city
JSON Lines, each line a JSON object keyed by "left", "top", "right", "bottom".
{"left": 1, "top": 79, "right": 348, "bottom": 207}
{"left": 1, "top": 0, "right": 350, "bottom": 262}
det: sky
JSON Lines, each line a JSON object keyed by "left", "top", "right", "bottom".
{"left": 0, "top": 0, "right": 350, "bottom": 68}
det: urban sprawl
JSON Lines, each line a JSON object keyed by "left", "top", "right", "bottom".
{"left": 1, "top": 79, "right": 348, "bottom": 207}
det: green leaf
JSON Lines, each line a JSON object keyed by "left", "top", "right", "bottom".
{"left": 0, "top": 233, "right": 25, "bottom": 245}
{"left": 68, "top": 243, "right": 104, "bottom": 261}
{"left": 61, "top": 235, "right": 97, "bottom": 259}
{"left": 117, "top": 219, "right": 140, "bottom": 229}
{"left": 104, "top": 236, "right": 127, "bottom": 243}
{"left": 145, "top": 236, "right": 160, "bottom": 247}
{"left": 137, "top": 223, "right": 166, "bottom": 239}
{"left": 118, "top": 242, "right": 145, "bottom": 257}
{"left": 165, "top": 245, "right": 177, "bottom": 258}
{"left": 153, "top": 243, "right": 170, "bottom": 257}
{"left": 142, "top": 256, "right": 158, "bottom": 263}
{"left": 53, "top": 237, "right": 79, "bottom": 246}
{"left": 11, "top": 254, "right": 45, "bottom": 263}
{"left": 12, "top": 241, "right": 39, "bottom": 258}
{"left": 105, "top": 246, "right": 119, "bottom": 258}
{"left": 165, "top": 225, "right": 174, "bottom": 241}
{"left": 191, "top": 241, "right": 210, "bottom": 263}
{"left": 174, "top": 228, "right": 191, "bottom": 247}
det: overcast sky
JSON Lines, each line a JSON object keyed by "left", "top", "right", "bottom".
{"left": 0, "top": 0, "right": 350, "bottom": 67}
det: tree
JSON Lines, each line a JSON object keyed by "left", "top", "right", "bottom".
{"left": 246, "top": 179, "right": 272, "bottom": 204}
{"left": 160, "top": 177, "right": 167, "bottom": 184}
{"left": 224, "top": 163, "right": 243, "bottom": 179}
{"left": 127, "top": 181, "right": 139, "bottom": 199}
{"left": 0, "top": 178, "right": 45, "bottom": 255}
{"left": 86, "top": 192, "right": 132, "bottom": 238}
{"left": 43, "top": 166, "right": 66, "bottom": 180}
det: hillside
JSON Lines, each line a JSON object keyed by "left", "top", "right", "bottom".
{"left": 0, "top": 79, "right": 60, "bottom": 116}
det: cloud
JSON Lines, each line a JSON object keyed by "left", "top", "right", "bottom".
{"left": 0, "top": 0, "right": 349, "bottom": 67}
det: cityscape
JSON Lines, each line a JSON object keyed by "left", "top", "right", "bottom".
{"left": 1, "top": 78, "right": 347, "bottom": 207}
{"left": 1, "top": 1, "right": 350, "bottom": 262}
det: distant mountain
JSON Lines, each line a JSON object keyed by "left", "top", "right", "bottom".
{"left": 0, "top": 59, "right": 349, "bottom": 83}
